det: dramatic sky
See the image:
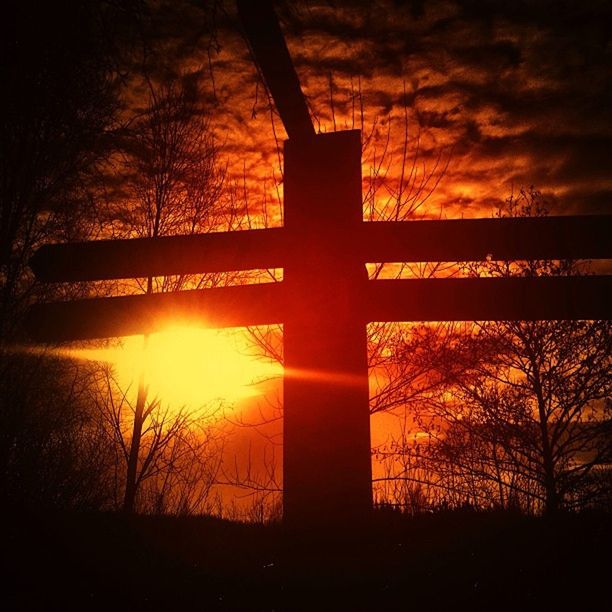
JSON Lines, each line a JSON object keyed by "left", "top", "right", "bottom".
{"left": 192, "top": 0, "right": 611, "bottom": 221}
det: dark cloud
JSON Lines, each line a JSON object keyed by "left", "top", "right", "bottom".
{"left": 205, "top": 0, "right": 611, "bottom": 217}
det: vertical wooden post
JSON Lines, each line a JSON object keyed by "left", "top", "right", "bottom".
{"left": 283, "top": 130, "right": 372, "bottom": 525}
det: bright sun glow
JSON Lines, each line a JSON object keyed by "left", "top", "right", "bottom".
{"left": 71, "top": 327, "right": 282, "bottom": 409}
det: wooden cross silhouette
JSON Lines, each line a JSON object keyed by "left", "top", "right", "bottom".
{"left": 28, "top": 1, "right": 612, "bottom": 526}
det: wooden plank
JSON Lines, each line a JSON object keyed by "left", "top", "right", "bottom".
{"left": 30, "top": 216, "right": 612, "bottom": 283}
{"left": 26, "top": 282, "right": 285, "bottom": 342}
{"left": 364, "top": 215, "right": 612, "bottom": 263}
{"left": 27, "top": 274, "right": 612, "bottom": 342}
{"left": 30, "top": 228, "right": 285, "bottom": 282}
{"left": 237, "top": 0, "right": 315, "bottom": 140}
{"left": 367, "top": 276, "right": 612, "bottom": 322}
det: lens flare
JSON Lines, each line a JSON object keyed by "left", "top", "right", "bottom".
{"left": 20, "top": 326, "right": 282, "bottom": 409}
{"left": 114, "top": 327, "right": 282, "bottom": 408}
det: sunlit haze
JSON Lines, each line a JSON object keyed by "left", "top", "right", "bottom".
{"left": 73, "top": 327, "right": 283, "bottom": 409}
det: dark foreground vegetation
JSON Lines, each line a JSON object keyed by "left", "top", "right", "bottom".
{"left": 3, "top": 509, "right": 610, "bottom": 610}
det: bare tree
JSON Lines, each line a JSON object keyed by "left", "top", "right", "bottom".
{"left": 392, "top": 189, "right": 612, "bottom": 515}
{"left": 99, "top": 75, "right": 229, "bottom": 513}
{"left": 0, "top": 1, "right": 134, "bottom": 340}
{"left": 0, "top": 350, "right": 115, "bottom": 511}
{"left": 0, "top": 1, "right": 142, "bottom": 514}
{"left": 90, "top": 363, "right": 225, "bottom": 514}
{"left": 0, "top": 0, "right": 231, "bottom": 516}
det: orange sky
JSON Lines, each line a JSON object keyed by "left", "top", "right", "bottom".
{"left": 190, "top": 0, "right": 610, "bottom": 223}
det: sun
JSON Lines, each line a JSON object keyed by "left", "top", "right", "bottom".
{"left": 71, "top": 326, "right": 282, "bottom": 409}
{"left": 120, "top": 327, "right": 282, "bottom": 408}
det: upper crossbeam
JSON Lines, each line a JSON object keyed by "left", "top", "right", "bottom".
{"left": 30, "top": 215, "right": 612, "bottom": 283}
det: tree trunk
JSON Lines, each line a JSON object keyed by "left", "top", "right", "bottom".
{"left": 532, "top": 366, "right": 559, "bottom": 516}
{"left": 123, "top": 368, "right": 148, "bottom": 513}
{"left": 123, "top": 276, "right": 154, "bottom": 513}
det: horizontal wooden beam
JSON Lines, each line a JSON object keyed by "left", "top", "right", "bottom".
{"left": 26, "top": 283, "right": 285, "bottom": 342}
{"left": 30, "top": 228, "right": 285, "bottom": 283}
{"left": 365, "top": 215, "right": 612, "bottom": 263}
{"left": 27, "top": 274, "right": 612, "bottom": 343}
{"left": 31, "top": 216, "right": 612, "bottom": 283}
{"left": 237, "top": 0, "right": 315, "bottom": 141}
{"left": 366, "top": 276, "right": 612, "bottom": 322}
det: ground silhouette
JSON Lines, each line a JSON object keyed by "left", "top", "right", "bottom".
{"left": 3, "top": 508, "right": 609, "bottom": 610}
